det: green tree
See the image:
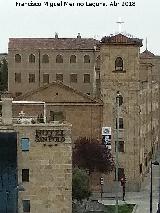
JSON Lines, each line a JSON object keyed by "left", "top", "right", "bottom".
{"left": 0, "top": 58, "right": 8, "bottom": 91}
{"left": 72, "top": 168, "right": 91, "bottom": 201}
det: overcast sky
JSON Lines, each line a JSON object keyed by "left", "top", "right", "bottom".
{"left": 0, "top": 0, "right": 160, "bottom": 54}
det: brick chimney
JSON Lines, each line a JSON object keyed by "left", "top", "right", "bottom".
{"left": 1, "top": 93, "right": 13, "bottom": 125}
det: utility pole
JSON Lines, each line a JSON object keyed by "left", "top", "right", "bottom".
{"left": 115, "top": 91, "right": 120, "bottom": 213}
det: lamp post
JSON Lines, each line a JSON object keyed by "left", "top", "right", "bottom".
{"left": 115, "top": 91, "right": 120, "bottom": 213}
{"left": 150, "top": 160, "right": 159, "bottom": 213}
{"left": 157, "top": 162, "right": 160, "bottom": 213}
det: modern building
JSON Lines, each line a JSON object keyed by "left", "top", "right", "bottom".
{"left": 0, "top": 95, "right": 72, "bottom": 213}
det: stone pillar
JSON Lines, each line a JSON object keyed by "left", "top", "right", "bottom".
{"left": 1, "top": 94, "right": 13, "bottom": 125}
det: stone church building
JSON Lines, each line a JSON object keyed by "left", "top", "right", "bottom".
{"left": 7, "top": 33, "right": 160, "bottom": 193}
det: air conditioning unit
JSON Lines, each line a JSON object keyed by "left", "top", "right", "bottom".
{"left": 102, "top": 127, "right": 111, "bottom": 135}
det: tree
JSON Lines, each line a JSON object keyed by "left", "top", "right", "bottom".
{"left": 73, "top": 137, "right": 114, "bottom": 174}
{"left": 72, "top": 168, "right": 91, "bottom": 201}
{"left": 0, "top": 58, "right": 8, "bottom": 91}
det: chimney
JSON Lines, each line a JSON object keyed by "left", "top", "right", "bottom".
{"left": 55, "top": 32, "right": 58, "bottom": 39}
{"left": 1, "top": 93, "right": 13, "bottom": 125}
{"left": 77, "top": 33, "right": 81, "bottom": 39}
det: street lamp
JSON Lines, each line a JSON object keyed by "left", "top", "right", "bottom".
{"left": 157, "top": 161, "right": 160, "bottom": 213}
{"left": 150, "top": 160, "right": 159, "bottom": 213}
{"left": 115, "top": 91, "right": 120, "bottom": 213}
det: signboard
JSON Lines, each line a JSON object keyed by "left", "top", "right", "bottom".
{"left": 35, "top": 130, "right": 65, "bottom": 143}
{"left": 102, "top": 127, "right": 111, "bottom": 136}
{"left": 102, "top": 127, "right": 111, "bottom": 149}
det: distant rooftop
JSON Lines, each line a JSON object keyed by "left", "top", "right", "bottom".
{"left": 100, "top": 33, "right": 143, "bottom": 47}
{"left": 140, "top": 49, "right": 155, "bottom": 58}
{"left": 9, "top": 36, "right": 99, "bottom": 50}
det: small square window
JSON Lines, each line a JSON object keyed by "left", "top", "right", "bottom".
{"left": 22, "top": 169, "right": 29, "bottom": 182}
{"left": 21, "top": 138, "right": 30, "bottom": 151}
{"left": 23, "top": 200, "right": 30, "bottom": 212}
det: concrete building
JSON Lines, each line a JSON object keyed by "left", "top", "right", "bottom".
{"left": 0, "top": 94, "right": 72, "bottom": 213}
{"left": 7, "top": 33, "right": 160, "bottom": 192}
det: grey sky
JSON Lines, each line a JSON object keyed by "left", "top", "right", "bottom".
{"left": 0, "top": 0, "right": 160, "bottom": 54}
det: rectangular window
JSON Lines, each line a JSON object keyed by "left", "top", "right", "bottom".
{"left": 43, "top": 74, "right": 49, "bottom": 84}
{"left": 22, "top": 169, "right": 29, "bottom": 182}
{"left": 115, "top": 141, "right": 124, "bottom": 152}
{"left": 84, "top": 74, "right": 90, "bottom": 83}
{"left": 70, "top": 74, "right": 77, "bottom": 83}
{"left": 21, "top": 138, "right": 30, "bottom": 151}
{"left": 29, "top": 74, "right": 35, "bottom": 83}
{"left": 23, "top": 200, "right": 30, "bottom": 212}
{"left": 15, "top": 92, "right": 22, "bottom": 97}
{"left": 116, "top": 118, "right": 124, "bottom": 129}
{"left": 115, "top": 168, "right": 124, "bottom": 181}
{"left": 50, "top": 111, "right": 64, "bottom": 122}
{"left": 56, "top": 73, "right": 63, "bottom": 82}
{"left": 15, "top": 73, "right": 21, "bottom": 83}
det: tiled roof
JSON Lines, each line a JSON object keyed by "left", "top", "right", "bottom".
{"left": 9, "top": 38, "right": 99, "bottom": 50}
{"left": 100, "top": 33, "right": 143, "bottom": 47}
{"left": 140, "top": 49, "right": 155, "bottom": 58}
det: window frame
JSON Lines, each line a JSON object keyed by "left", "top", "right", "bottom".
{"left": 29, "top": 54, "right": 35, "bottom": 63}
{"left": 15, "top": 73, "right": 21, "bottom": 83}
{"left": 23, "top": 200, "right": 30, "bottom": 212}
{"left": 70, "top": 73, "right": 77, "bottom": 83}
{"left": 70, "top": 55, "right": 76, "bottom": 63}
{"left": 15, "top": 54, "right": 21, "bottom": 63}
{"left": 115, "top": 57, "right": 123, "bottom": 71}
{"left": 56, "top": 54, "right": 63, "bottom": 63}
{"left": 29, "top": 73, "right": 35, "bottom": 83}
{"left": 84, "top": 74, "right": 90, "bottom": 83}
{"left": 22, "top": 169, "right": 29, "bottom": 182}
{"left": 42, "top": 54, "right": 49, "bottom": 63}
{"left": 21, "top": 138, "right": 30, "bottom": 152}
{"left": 84, "top": 55, "right": 90, "bottom": 63}
{"left": 43, "top": 73, "right": 49, "bottom": 84}
{"left": 56, "top": 73, "right": 63, "bottom": 82}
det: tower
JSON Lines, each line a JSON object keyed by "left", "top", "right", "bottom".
{"left": 99, "top": 33, "right": 143, "bottom": 191}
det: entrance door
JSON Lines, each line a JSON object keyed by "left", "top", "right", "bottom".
{"left": 0, "top": 132, "right": 18, "bottom": 213}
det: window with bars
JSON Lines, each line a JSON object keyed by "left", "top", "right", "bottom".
{"left": 15, "top": 73, "right": 21, "bottom": 83}
{"left": 29, "top": 74, "right": 35, "bottom": 83}
{"left": 43, "top": 74, "right": 49, "bottom": 84}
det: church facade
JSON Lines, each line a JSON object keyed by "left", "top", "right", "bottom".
{"left": 8, "top": 33, "right": 160, "bottom": 192}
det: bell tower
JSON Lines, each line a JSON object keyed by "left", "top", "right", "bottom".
{"left": 99, "top": 33, "right": 143, "bottom": 191}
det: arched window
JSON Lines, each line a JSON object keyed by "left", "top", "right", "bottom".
{"left": 42, "top": 54, "right": 49, "bottom": 63}
{"left": 70, "top": 55, "right": 76, "bottom": 63}
{"left": 29, "top": 54, "right": 35, "bottom": 63}
{"left": 15, "top": 54, "right": 21, "bottom": 63}
{"left": 56, "top": 54, "right": 63, "bottom": 63}
{"left": 84, "top": 55, "right": 90, "bottom": 63}
{"left": 115, "top": 57, "right": 123, "bottom": 71}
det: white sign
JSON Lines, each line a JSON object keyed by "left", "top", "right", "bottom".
{"left": 102, "top": 127, "right": 111, "bottom": 135}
